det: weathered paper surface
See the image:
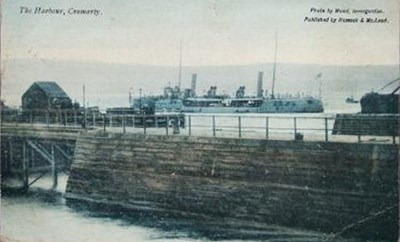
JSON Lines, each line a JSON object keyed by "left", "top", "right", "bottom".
{"left": 1, "top": 1, "right": 399, "bottom": 242}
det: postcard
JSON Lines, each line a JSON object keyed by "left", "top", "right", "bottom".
{"left": 1, "top": 1, "right": 399, "bottom": 242}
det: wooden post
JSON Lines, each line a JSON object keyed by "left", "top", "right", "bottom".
{"left": 22, "top": 141, "right": 29, "bottom": 189}
{"left": 266, "top": 117, "right": 269, "bottom": 139}
{"left": 324, "top": 118, "right": 329, "bottom": 142}
{"left": 64, "top": 111, "right": 67, "bottom": 126}
{"left": 166, "top": 116, "right": 169, "bottom": 136}
{"left": 56, "top": 110, "right": 59, "bottom": 124}
{"left": 143, "top": 115, "right": 146, "bottom": 134}
{"left": 46, "top": 110, "right": 49, "bottom": 127}
{"left": 4, "top": 138, "right": 11, "bottom": 173}
{"left": 74, "top": 111, "right": 77, "bottom": 126}
{"left": 358, "top": 115, "right": 362, "bottom": 143}
{"left": 122, "top": 112, "right": 126, "bottom": 133}
{"left": 103, "top": 114, "right": 106, "bottom": 133}
{"left": 212, "top": 116, "right": 216, "bottom": 137}
{"left": 294, "top": 117, "right": 297, "bottom": 140}
{"left": 238, "top": 116, "right": 242, "bottom": 138}
{"left": 15, "top": 110, "right": 18, "bottom": 127}
{"left": 9, "top": 138, "right": 13, "bottom": 172}
{"left": 110, "top": 115, "right": 113, "bottom": 127}
{"left": 3, "top": 138, "right": 8, "bottom": 174}
{"left": 172, "top": 115, "right": 180, "bottom": 134}
{"left": 83, "top": 85, "right": 87, "bottom": 131}
{"left": 51, "top": 144, "right": 58, "bottom": 189}
{"left": 30, "top": 111, "right": 33, "bottom": 126}
{"left": 188, "top": 115, "right": 192, "bottom": 136}
{"left": 31, "top": 146, "right": 35, "bottom": 170}
{"left": 92, "top": 113, "right": 95, "bottom": 126}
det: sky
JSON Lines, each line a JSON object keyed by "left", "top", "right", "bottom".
{"left": 1, "top": 0, "right": 399, "bottom": 108}
{"left": 1, "top": 0, "right": 399, "bottom": 66}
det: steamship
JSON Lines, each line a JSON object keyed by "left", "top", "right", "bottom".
{"left": 132, "top": 34, "right": 323, "bottom": 114}
{"left": 131, "top": 72, "right": 324, "bottom": 114}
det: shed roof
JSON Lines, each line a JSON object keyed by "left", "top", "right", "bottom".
{"left": 30, "top": 82, "right": 70, "bottom": 98}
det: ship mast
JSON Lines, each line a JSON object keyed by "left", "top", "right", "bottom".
{"left": 178, "top": 40, "right": 183, "bottom": 90}
{"left": 316, "top": 73, "right": 322, "bottom": 99}
{"left": 271, "top": 30, "right": 278, "bottom": 99}
{"left": 318, "top": 78, "right": 322, "bottom": 99}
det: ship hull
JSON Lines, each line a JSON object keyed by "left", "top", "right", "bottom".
{"left": 155, "top": 98, "right": 324, "bottom": 113}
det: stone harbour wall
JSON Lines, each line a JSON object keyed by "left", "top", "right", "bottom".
{"left": 65, "top": 132, "right": 398, "bottom": 240}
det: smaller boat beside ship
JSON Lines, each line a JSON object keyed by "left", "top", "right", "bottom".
{"left": 345, "top": 95, "right": 359, "bottom": 104}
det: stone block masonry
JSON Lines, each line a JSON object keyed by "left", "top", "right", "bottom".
{"left": 65, "top": 132, "right": 398, "bottom": 241}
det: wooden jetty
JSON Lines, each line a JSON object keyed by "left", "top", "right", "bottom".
{"left": 1, "top": 124, "right": 79, "bottom": 191}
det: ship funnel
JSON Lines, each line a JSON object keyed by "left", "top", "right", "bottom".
{"left": 257, "top": 71, "right": 264, "bottom": 98}
{"left": 207, "top": 86, "right": 217, "bottom": 98}
{"left": 191, "top": 73, "right": 197, "bottom": 94}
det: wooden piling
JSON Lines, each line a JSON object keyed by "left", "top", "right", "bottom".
{"left": 8, "top": 137, "right": 13, "bottom": 174}
{"left": 22, "top": 141, "right": 29, "bottom": 189}
{"left": 31, "top": 146, "right": 35, "bottom": 169}
{"left": 51, "top": 144, "right": 58, "bottom": 189}
{"left": 46, "top": 110, "right": 49, "bottom": 127}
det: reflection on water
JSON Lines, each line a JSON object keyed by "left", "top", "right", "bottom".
{"left": 1, "top": 174, "right": 335, "bottom": 242}
{"left": 1, "top": 179, "right": 373, "bottom": 242}
{"left": 1, "top": 188, "right": 200, "bottom": 242}
{"left": 1, "top": 189, "right": 332, "bottom": 242}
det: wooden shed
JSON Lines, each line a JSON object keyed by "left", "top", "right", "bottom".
{"left": 21, "top": 82, "right": 73, "bottom": 111}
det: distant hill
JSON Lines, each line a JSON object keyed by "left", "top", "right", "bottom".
{"left": 2, "top": 58, "right": 398, "bottom": 108}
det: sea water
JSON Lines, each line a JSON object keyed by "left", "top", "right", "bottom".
{"left": 1, "top": 175, "right": 337, "bottom": 242}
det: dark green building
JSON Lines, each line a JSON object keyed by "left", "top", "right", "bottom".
{"left": 22, "top": 82, "right": 73, "bottom": 111}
